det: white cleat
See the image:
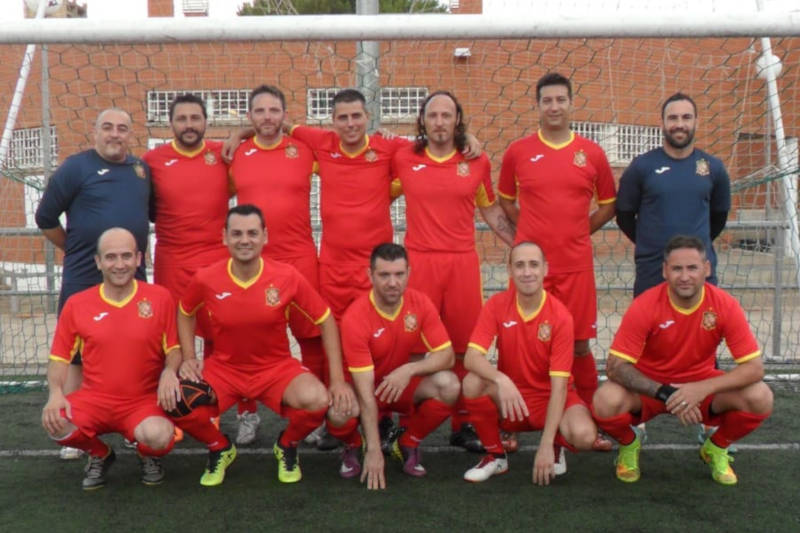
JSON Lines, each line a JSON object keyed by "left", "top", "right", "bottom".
{"left": 59, "top": 446, "right": 83, "bottom": 460}
{"left": 553, "top": 445, "right": 567, "bottom": 476}
{"left": 464, "top": 454, "right": 509, "bottom": 483}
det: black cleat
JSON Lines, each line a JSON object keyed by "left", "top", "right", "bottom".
{"left": 450, "top": 423, "right": 486, "bottom": 453}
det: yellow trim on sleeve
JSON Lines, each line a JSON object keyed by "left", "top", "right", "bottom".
{"left": 349, "top": 364, "right": 375, "bottom": 373}
{"left": 179, "top": 301, "right": 203, "bottom": 317}
{"left": 423, "top": 338, "right": 452, "bottom": 353}
{"left": 467, "top": 342, "right": 489, "bottom": 355}
{"left": 313, "top": 307, "right": 331, "bottom": 326}
{"left": 49, "top": 354, "right": 71, "bottom": 364}
{"left": 609, "top": 349, "right": 638, "bottom": 364}
{"left": 549, "top": 370, "right": 571, "bottom": 378}
{"left": 597, "top": 196, "right": 616, "bottom": 205}
{"left": 497, "top": 190, "right": 516, "bottom": 201}
{"left": 734, "top": 350, "right": 762, "bottom": 364}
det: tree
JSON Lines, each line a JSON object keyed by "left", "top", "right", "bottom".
{"left": 238, "top": 0, "right": 449, "bottom": 15}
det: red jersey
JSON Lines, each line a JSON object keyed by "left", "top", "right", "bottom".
{"left": 392, "top": 147, "right": 495, "bottom": 253}
{"left": 229, "top": 136, "right": 317, "bottom": 260}
{"left": 143, "top": 140, "right": 229, "bottom": 267}
{"left": 49, "top": 281, "right": 179, "bottom": 398}
{"left": 290, "top": 126, "right": 408, "bottom": 264}
{"left": 498, "top": 131, "right": 616, "bottom": 274}
{"left": 180, "top": 257, "right": 330, "bottom": 370}
{"left": 468, "top": 289, "right": 574, "bottom": 396}
{"left": 610, "top": 282, "right": 761, "bottom": 384}
{"left": 341, "top": 288, "right": 451, "bottom": 380}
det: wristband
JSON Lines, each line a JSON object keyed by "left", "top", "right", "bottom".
{"left": 655, "top": 384, "right": 678, "bottom": 403}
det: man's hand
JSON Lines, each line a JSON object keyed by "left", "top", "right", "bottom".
{"left": 328, "top": 380, "right": 356, "bottom": 416}
{"left": 463, "top": 133, "right": 482, "bottom": 160}
{"left": 42, "top": 391, "right": 70, "bottom": 436}
{"left": 532, "top": 445, "right": 556, "bottom": 486}
{"left": 179, "top": 359, "right": 203, "bottom": 381}
{"left": 495, "top": 373, "right": 529, "bottom": 422}
{"left": 361, "top": 448, "right": 386, "bottom": 490}
{"left": 375, "top": 364, "right": 413, "bottom": 404}
{"left": 157, "top": 368, "right": 181, "bottom": 412}
{"left": 665, "top": 382, "right": 709, "bottom": 426}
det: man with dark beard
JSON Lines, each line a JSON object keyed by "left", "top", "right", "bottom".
{"left": 616, "top": 93, "right": 731, "bottom": 297}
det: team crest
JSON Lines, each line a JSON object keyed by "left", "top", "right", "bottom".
{"left": 701, "top": 309, "right": 717, "bottom": 331}
{"left": 537, "top": 321, "right": 552, "bottom": 342}
{"left": 133, "top": 163, "right": 146, "bottom": 179}
{"left": 696, "top": 158, "right": 710, "bottom": 176}
{"left": 285, "top": 144, "right": 299, "bottom": 159}
{"left": 365, "top": 149, "right": 378, "bottom": 162}
{"left": 573, "top": 150, "right": 587, "bottom": 168}
{"left": 265, "top": 287, "right": 280, "bottom": 307}
{"left": 204, "top": 151, "right": 217, "bottom": 165}
{"left": 137, "top": 299, "right": 153, "bottom": 319}
{"left": 404, "top": 313, "right": 418, "bottom": 332}
{"left": 457, "top": 161, "right": 470, "bottom": 177}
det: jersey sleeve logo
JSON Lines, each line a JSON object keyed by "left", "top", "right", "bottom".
{"left": 696, "top": 158, "right": 710, "bottom": 176}
{"left": 134, "top": 163, "right": 146, "bottom": 178}
{"left": 365, "top": 149, "right": 378, "bottom": 162}
{"left": 537, "top": 321, "right": 552, "bottom": 342}
{"left": 457, "top": 161, "right": 470, "bottom": 177}
{"left": 701, "top": 309, "right": 717, "bottom": 331}
{"left": 403, "top": 312, "right": 418, "bottom": 332}
{"left": 573, "top": 150, "right": 587, "bottom": 168}
{"left": 137, "top": 299, "right": 154, "bottom": 319}
{"left": 265, "top": 286, "right": 281, "bottom": 307}
{"left": 285, "top": 144, "right": 299, "bottom": 159}
{"left": 204, "top": 151, "right": 217, "bottom": 165}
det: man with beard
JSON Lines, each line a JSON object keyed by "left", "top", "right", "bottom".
{"left": 616, "top": 92, "right": 731, "bottom": 297}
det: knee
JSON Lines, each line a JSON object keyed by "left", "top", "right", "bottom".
{"left": 434, "top": 371, "right": 461, "bottom": 405}
{"left": 296, "top": 382, "right": 329, "bottom": 411}
{"left": 591, "top": 383, "right": 627, "bottom": 418}
{"left": 136, "top": 417, "right": 174, "bottom": 450}
{"left": 570, "top": 422, "right": 598, "bottom": 451}
{"left": 744, "top": 382, "right": 773, "bottom": 415}
{"left": 461, "top": 372, "right": 486, "bottom": 399}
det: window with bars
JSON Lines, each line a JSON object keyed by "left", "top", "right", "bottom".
{"left": 306, "top": 87, "right": 429, "bottom": 122}
{"left": 183, "top": 0, "right": 209, "bottom": 15}
{"left": 571, "top": 121, "right": 661, "bottom": 166}
{"left": 146, "top": 90, "right": 250, "bottom": 124}
{"left": 7, "top": 126, "right": 58, "bottom": 169}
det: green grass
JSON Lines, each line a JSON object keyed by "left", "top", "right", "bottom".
{"left": 2, "top": 388, "right": 799, "bottom": 533}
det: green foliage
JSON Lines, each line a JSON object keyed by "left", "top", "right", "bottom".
{"left": 238, "top": 0, "right": 448, "bottom": 15}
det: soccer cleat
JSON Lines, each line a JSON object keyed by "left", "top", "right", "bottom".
{"left": 700, "top": 438, "right": 737, "bottom": 485}
{"left": 200, "top": 441, "right": 237, "bottom": 487}
{"left": 449, "top": 423, "right": 486, "bottom": 454}
{"left": 399, "top": 445, "right": 427, "bottom": 477}
{"left": 235, "top": 411, "right": 261, "bottom": 446}
{"left": 697, "top": 424, "right": 737, "bottom": 454}
{"left": 339, "top": 446, "right": 362, "bottom": 479}
{"left": 553, "top": 444, "right": 567, "bottom": 476}
{"left": 303, "top": 424, "right": 325, "bottom": 446}
{"left": 82, "top": 449, "right": 116, "bottom": 491}
{"left": 464, "top": 454, "right": 509, "bottom": 482}
{"left": 139, "top": 455, "right": 165, "bottom": 486}
{"left": 379, "top": 416, "right": 400, "bottom": 455}
{"left": 59, "top": 446, "right": 83, "bottom": 460}
{"left": 615, "top": 427, "right": 642, "bottom": 483}
{"left": 316, "top": 428, "right": 341, "bottom": 451}
{"left": 274, "top": 438, "right": 302, "bottom": 483}
{"left": 122, "top": 438, "right": 137, "bottom": 449}
{"left": 591, "top": 433, "right": 614, "bottom": 452}
{"left": 501, "top": 431, "right": 519, "bottom": 453}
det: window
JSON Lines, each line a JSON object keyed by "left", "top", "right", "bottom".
{"left": 183, "top": 0, "right": 209, "bottom": 15}
{"left": 307, "top": 87, "right": 429, "bottom": 122}
{"left": 8, "top": 126, "right": 58, "bottom": 170}
{"left": 571, "top": 121, "right": 661, "bottom": 166}
{"left": 146, "top": 90, "right": 250, "bottom": 124}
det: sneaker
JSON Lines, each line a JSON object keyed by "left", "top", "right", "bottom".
{"left": 139, "top": 455, "right": 165, "bottom": 486}
{"left": 399, "top": 446, "right": 427, "bottom": 477}
{"left": 274, "top": 437, "right": 302, "bottom": 483}
{"left": 501, "top": 431, "right": 519, "bottom": 453}
{"left": 235, "top": 411, "right": 261, "bottom": 446}
{"left": 449, "top": 423, "right": 485, "bottom": 454}
{"left": 339, "top": 446, "right": 362, "bottom": 479}
{"left": 82, "top": 449, "right": 116, "bottom": 490}
{"left": 316, "top": 429, "right": 341, "bottom": 451}
{"left": 615, "top": 427, "right": 642, "bottom": 483}
{"left": 379, "top": 416, "right": 399, "bottom": 455}
{"left": 464, "top": 454, "right": 509, "bottom": 482}
{"left": 553, "top": 444, "right": 568, "bottom": 476}
{"left": 700, "top": 438, "right": 737, "bottom": 485}
{"left": 591, "top": 434, "right": 614, "bottom": 452}
{"left": 303, "top": 424, "right": 325, "bottom": 446}
{"left": 59, "top": 446, "right": 83, "bottom": 460}
{"left": 697, "top": 424, "right": 737, "bottom": 454}
{"left": 200, "top": 441, "right": 237, "bottom": 487}
{"left": 122, "top": 438, "right": 137, "bottom": 449}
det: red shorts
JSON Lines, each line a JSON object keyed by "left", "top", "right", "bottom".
{"left": 499, "top": 389, "right": 585, "bottom": 435}
{"left": 202, "top": 355, "right": 308, "bottom": 415}
{"left": 407, "top": 249, "right": 483, "bottom": 354}
{"left": 319, "top": 261, "right": 371, "bottom": 320}
{"left": 376, "top": 375, "right": 423, "bottom": 415}
{"left": 63, "top": 389, "right": 167, "bottom": 441}
{"left": 275, "top": 253, "right": 321, "bottom": 339}
{"left": 544, "top": 270, "right": 597, "bottom": 340}
{"left": 632, "top": 369, "right": 725, "bottom": 426}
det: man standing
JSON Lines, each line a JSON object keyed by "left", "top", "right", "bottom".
{"left": 461, "top": 242, "right": 598, "bottom": 484}
{"left": 392, "top": 91, "right": 516, "bottom": 451}
{"left": 178, "top": 204, "right": 356, "bottom": 484}
{"left": 498, "top": 73, "right": 616, "bottom": 450}
{"left": 36, "top": 108, "right": 151, "bottom": 460}
{"left": 340, "top": 243, "right": 460, "bottom": 489}
{"left": 592, "top": 236, "right": 772, "bottom": 485}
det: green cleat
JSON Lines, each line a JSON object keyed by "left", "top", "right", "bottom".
{"left": 274, "top": 439, "right": 302, "bottom": 483}
{"left": 615, "top": 427, "right": 642, "bottom": 483}
{"left": 700, "top": 438, "right": 737, "bottom": 485}
{"left": 200, "top": 441, "right": 237, "bottom": 487}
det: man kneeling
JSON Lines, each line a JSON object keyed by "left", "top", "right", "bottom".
{"left": 462, "top": 242, "right": 597, "bottom": 485}
{"left": 592, "top": 235, "right": 773, "bottom": 485}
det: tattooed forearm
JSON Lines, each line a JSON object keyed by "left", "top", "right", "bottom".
{"left": 607, "top": 359, "right": 660, "bottom": 397}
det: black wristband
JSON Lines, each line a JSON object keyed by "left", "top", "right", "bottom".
{"left": 655, "top": 384, "right": 678, "bottom": 403}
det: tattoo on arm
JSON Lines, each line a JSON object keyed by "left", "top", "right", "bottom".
{"left": 611, "top": 362, "right": 660, "bottom": 397}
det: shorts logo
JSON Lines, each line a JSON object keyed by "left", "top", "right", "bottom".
{"left": 285, "top": 144, "right": 298, "bottom": 159}
{"left": 133, "top": 163, "right": 146, "bottom": 179}
{"left": 701, "top": 309, "right": 717, "bottom": 331}
{"left": 365, "top": 149, "right": 378, "bottom": 162}
{"left": 457, "top": 161, "right": 470, "bottom": 177}
{"left": 137, "top": 299, "right": 153, "bottom": 319}
{"left": 573, "top": 150, "right": 587, "bottom": 168}
{"left": 696, "top": 158, "right": 710, "bottom": 176}
{"left": 265, "top": 286, "right": 280, "bottom": 306}
{"left": 204, "top": 151, "right": 217, "bottom": 165}
{"left": 404, "top": 313, "right": 418, "bottom": 332}
{"left": 537, "top": 321, "right": 552, "bottom": 342}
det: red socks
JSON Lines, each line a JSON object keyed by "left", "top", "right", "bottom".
{"left": 711, "top": 410, "right": 770, "bottom": 449}
{"left": 592, "top": 409, "right": 636, "bottom": 445}
{"left": 399, "top": 399, "right": 451, "bottom": 448}
{"left": 58, "top": 428, "right": 111, "bottom": 458}
{"left": 280, "top": 407, "right": 327, "bottom": 448}
{"left": 173, "top": 405, "right": 229, "bottom": 452}
{"left": 327, "top": 416, "right": 362, "bottom": 449}
{"left": 462, "top": 396, "right": 503, "bottom": 454}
